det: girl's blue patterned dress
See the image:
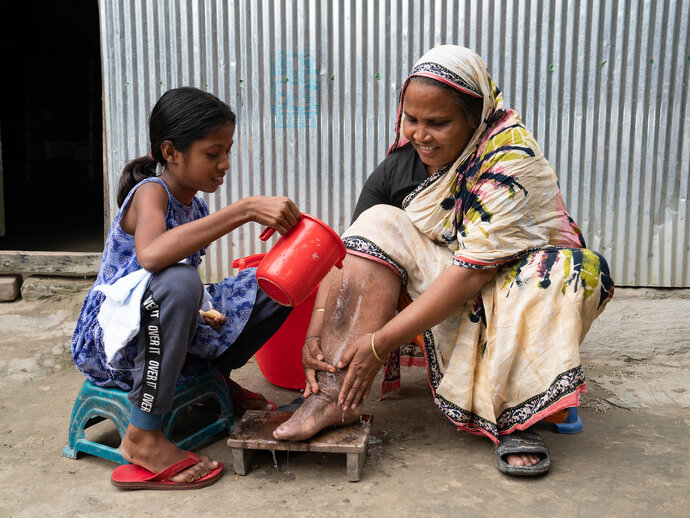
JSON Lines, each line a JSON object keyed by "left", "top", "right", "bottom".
{"left": 70, "top": 177, "right": 258, "bottom": 390}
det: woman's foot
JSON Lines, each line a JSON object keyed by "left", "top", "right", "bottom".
{"left": 494, "top": 428, "right": 551, "bottom": 476}
{"left": 505, "top": 452, "right": 543, "bottom": 466}
{"left": 120, "top": 424, "right": 219, "bottom": 483}
{"left": 273, "top": 392, "right": 360, "bottom": 441}
{"left": 226, "top": 377, "right": 275, "bottom": 413}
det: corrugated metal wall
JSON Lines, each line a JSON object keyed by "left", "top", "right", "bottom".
{"left": 99, "top": 0, "right": 690, "bottom": 286}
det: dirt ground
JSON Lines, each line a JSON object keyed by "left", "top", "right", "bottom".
{"left": 0, "top": 280, "right": 688, "bottom": 517}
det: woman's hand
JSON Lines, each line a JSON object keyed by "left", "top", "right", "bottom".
{"left": 244, "top": 196, "right": 301, "bottom": 235}
{"left": 336, "top": 332, "right": 384, "bottom": 411}
{"left": 302, "top": 335, "right": 336, "bottom": 398}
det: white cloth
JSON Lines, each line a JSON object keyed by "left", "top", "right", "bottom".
{"left": 95, "top": 269, "right": 152, "bottom": 364}
{"left": 95, "top": 265, "right": 212, "bottom": 364}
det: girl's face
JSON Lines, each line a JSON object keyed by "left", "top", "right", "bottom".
{"left": 402, "top": 81, "right": 474, "bottom": 174}
{"left": 163, "top": 122, "right": 235, "bottom": 201}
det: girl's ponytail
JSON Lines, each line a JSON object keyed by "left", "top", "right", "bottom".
{"left": 117, "top": 155, "right": 158, "bottom": 207}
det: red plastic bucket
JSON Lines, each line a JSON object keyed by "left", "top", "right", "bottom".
{"left": 232, "top": 253, "right": 311, "bottom": 390}
{"left": 256, "top": 213, "right": 346, "bottom": 307}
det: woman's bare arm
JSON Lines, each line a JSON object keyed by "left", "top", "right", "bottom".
{"left": 337, "top": 264, "right": 498, "bottom": 409}
{"left": 375, "top": 264, "right": 497, "bottom": 353}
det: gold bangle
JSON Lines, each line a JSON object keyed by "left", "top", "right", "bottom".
{"left": 312, "top": 308, "right": 325, "bottom": 312}
{"left": 371, "top": 332, "right": 385, "bottom": 363}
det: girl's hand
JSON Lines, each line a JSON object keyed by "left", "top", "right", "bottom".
{"left": 302, "top": 335, "right": 336, "bottom": 398}
{"left": 200, "top": 309, "right": 226, "bottom": 331}
{"left": 245, "top": 196, "right": 301, "bottom": 235}
{"left": 336, "top": 333, "right": 384, "bottom": 411}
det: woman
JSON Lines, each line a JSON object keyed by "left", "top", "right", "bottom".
{"left": 273, "top": 45, "right": 614, "bottom": 476}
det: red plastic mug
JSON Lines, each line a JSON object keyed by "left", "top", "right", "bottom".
{"left": 256, "top": 213, "right": 346, "bottom": 306}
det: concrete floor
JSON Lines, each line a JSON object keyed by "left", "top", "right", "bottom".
{"left": 0, "top": 280, "right": 688, "bottom": 517}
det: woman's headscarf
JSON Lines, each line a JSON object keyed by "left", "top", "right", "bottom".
{"left": 388, "top": 45, "right": 500, "bottom": 161}
{"left": 392, "top": 45, "right": 583, "bottom": 267}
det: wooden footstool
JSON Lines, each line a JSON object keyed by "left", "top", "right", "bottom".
{"left": 226, "top": 410, "right": 373, "bottom": 482}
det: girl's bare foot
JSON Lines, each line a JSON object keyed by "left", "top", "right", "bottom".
{"left": 120, "top": 424, "right": 219, "bottom": 483}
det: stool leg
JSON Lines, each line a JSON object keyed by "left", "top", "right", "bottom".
{"left": 232, "top": 448, "right": 253, "bottom": 475}
{"left": 161, "top": 370, "right": 234, "bottom": 451}
{"left": 63, "top": 385, "right": 88, "bottom": 459}
{"left": 347, "top": 451, "right": 365, "bottom": 482}
{"left": 63, "top": 382, "right": 131, "bottom": 464}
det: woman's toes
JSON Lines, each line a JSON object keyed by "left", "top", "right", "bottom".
{"left": 506, "top": 456, "right": 516, "bottom": 466}
{"left": 505, "top": 451, "right": 544, "bottom": 467}
{"left": 521, "top": 453, "right": 540, "bottom": 466}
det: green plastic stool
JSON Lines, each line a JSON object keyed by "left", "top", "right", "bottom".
{"left": 63, "top": 369, "right": 234, "bottom": 464}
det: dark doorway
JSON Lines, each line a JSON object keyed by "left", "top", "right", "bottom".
{"left": 0, "top": 0, "right": 104, "bottom": 252}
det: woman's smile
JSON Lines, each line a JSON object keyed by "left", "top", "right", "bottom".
{"left": 417, "top": 144, "right": 439, "bottom": 154}
{"left": 402, "top": 80, "right": 473, "bottom": 174}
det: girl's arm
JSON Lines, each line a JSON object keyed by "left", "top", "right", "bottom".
{"left": 126, "top": 182, "right": 301, "bottom": 272}
{"left": 336, "top": 264, "right": 498, "bottom": 409}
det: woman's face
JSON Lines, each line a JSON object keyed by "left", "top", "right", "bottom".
{"left": 402, "top": 80, "right": 474, "bottom": 174}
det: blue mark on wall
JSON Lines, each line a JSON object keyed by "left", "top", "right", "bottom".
{"left": 272, "top": 51, "right": 320, "bottom": 128}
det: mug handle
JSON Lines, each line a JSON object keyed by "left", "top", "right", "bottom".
{"left": 259, "top": 227, "right": 276, "bottom": 241}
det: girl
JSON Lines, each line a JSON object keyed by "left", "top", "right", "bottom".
{"left": 71, "top": 87, "right": 301, "bottom": 489}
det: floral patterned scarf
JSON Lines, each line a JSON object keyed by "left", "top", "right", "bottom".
{"left": 389, "top": 45, "right": 584, "bottom": 266}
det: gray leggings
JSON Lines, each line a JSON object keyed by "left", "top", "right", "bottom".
{"left": 127, "top": 263, "right": 291, "bottom": 416}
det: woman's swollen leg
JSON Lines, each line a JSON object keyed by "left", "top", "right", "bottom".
{"left": 273, "top": 255, "right": 400, "bottom": 440}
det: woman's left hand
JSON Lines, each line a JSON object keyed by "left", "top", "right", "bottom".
{"left": 336, "top": 332, "right": 385, "bottom": 411}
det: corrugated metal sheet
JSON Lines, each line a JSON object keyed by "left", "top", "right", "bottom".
{"left": 99, "top": 0, "right": 690, "bottom": 286}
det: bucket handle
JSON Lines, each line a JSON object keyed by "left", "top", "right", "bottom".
{"left": 259, "top": 227, "right": 276, "bottom": 241}
{"left": 259, "top": 212, "right": 311, "bottom": 241}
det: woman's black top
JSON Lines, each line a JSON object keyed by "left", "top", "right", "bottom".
{"left": 351, "top": 145, "right": 428, "bottom": 223}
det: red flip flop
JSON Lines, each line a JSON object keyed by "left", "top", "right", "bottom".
{"left": 111, "top": 451, "right": 223, "bottom": 490}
